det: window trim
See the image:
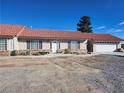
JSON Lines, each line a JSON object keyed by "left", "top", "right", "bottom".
{"left": 0, "top": 38, "right": 7, "bottom": 51}
{"left": 69, "top": 41, "right": 79, "bottom": 49}
{"left": 27, "top": 40, "right": 42, "bottom": 50}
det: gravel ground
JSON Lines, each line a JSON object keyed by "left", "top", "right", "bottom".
{"left": 0, "top": 54, "right": 124, "bottom": 93}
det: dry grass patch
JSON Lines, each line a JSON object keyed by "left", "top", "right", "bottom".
{"left": 0, "top": 55, "right": 124, "bottom": 93}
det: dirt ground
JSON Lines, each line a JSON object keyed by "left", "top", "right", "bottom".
{"left": 0, "top": 54, "right": 124, "bottom": 93}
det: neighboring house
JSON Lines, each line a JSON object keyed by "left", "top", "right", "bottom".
{"left": 0, "top": 24, "right": 123, "bottom": 56}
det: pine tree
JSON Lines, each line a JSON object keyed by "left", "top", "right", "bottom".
{"left": 77, "top": 16, "right": 93, "bottom": 33}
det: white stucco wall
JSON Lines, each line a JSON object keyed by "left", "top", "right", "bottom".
{"left": 42, "top": 41, "right": 50, "bottom": 49}
{"left": 60, "top": 42, "right": 68, "bottom": 49}
{"left": 80, "top": 40, "right": 87, "bottom": 49}
{"left": 18, "top": 40, "right": 27, "bottom": 50}
{"left": 7, "top": 37, "right": 19, "bottom": 51}
{"left": 7, "top": 38, "right": 14, "bottom": 51}
{"left": 13, "top": 37, "right": 18, "bottom": 50}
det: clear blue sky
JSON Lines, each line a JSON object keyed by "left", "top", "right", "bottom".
{"left": 0, "top": 0, "right": 124, "bottom": 39}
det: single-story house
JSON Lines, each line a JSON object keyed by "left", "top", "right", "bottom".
{"left": 0, "top": 24, "right": 123, "bottom": 56}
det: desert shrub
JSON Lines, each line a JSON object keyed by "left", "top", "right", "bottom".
{"left": 56, "top": 49, "right": 63, "bottom": 53}
{"left": 20, "top": 52, "right": 28, "bottom": 56}
{"left": 64, "top": 49, "right": 71, "bottom": 54}
{"left": 39, "top": 51, "right": 48, "bottom": 55}
{"left": 116, "top": 48, "right": 121, "bottom": 52}
{"left": 32, "top": 52, "right": 40, "bottom": 56}
{"left": 26, "top": 51, "right": 30, "bottom": 55}
{"left": 115, "top": 48, "right": 123, "bottom": 52}
{"left": 11, "top": 50, "right": 17, "bottom": 56}
{"left": 15, "top": 50, "right": 30, "bottom": 56}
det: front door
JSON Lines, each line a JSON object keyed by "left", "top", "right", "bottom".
{"left": 52, "top": 41, "right": 58, "bottom": 53}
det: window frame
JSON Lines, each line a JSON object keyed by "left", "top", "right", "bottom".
{"left": 69, "top": 41, "right": 80, "bottom": 49}
{"left": 27, "top": 40, "right": 42, "bottom": 50}
{"left": 0, "top": 38, "right": 7, "bottom": 51}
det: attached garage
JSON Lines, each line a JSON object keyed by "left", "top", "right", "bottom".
{"left": 121, "top": 41, "right": 124, "bottom": 49}
{"left": 94, "top": 43, "right": 117, "bottom": 52}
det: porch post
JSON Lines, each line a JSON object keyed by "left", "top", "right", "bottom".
{"left": 13, "top": 36, "right": 18, "bottom": 50}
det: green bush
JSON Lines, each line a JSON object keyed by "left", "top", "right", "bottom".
{"left": 26, "top": 51, "right": 30, "bottom": 55}
{"left": 10, "top": 51, "right": 48, "bottom": 56}
{"left": 20, "top": 52, "right": 28, "bottom": 56}
{"left": 11, "top": 50, "right": 17, "bottom": 56}
{"left": 64, "top": 49, "right": 71, "bottom": 54}
{"left": 32, "top": 52, "right": 40, "bottom": 56}
{"left": 115, "top": 48, "right": 123, "bottom": 52}
{"left": 16, "top": 51, "right": 30, "bottom": 56}
{"left": 39, "top": 51, "right": 48, "bottom": 55}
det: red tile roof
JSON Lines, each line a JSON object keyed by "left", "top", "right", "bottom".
{"left": 79, "top": 33, "right": 123, "bottom": 42}
{"left": 0, "top": 24, "right": 24, "bottom": 37}
{"left": 0, "top": 24, "right": 123, "bottom": 42}
{"left": 19, "top": 29, "right": 84, "bottom": 40}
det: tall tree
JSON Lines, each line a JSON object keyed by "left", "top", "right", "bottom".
{"left": 87, "top": 39, "right": 94, "bottom": 53}
{"left": 77, "top": 16, "right": 93, "bottom": 33}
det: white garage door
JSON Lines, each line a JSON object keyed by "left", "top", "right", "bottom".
{"left": 95, "top": 43, "right": 117, "bottom": 52}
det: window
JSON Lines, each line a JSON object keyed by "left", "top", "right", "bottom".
{"left": 30, "top": 41, "right": 39, "bottom": 49}
{"left": 0, "top": 38, "right": 7, "bottom": 51}
{"left": 27, "top": 40, "right": 42, "bottom": 50}
{"left": 70, "top": 41, "right": 79, "bottom": 49}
